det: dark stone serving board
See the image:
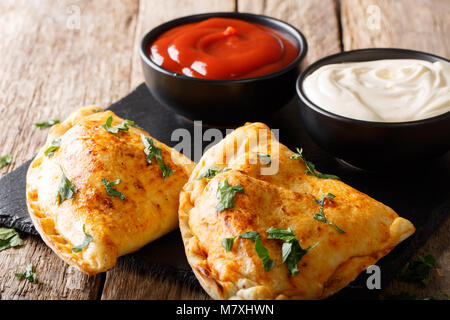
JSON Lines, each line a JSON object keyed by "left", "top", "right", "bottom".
{"left": 0, "top": 83, "right": 448, "bottom": 299}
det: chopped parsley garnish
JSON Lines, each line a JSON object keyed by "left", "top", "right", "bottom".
{"left": 56, "top": 167, "right": 77, "bottom": 205}
{"left": 266, "top": 227, "right": 317, "bottom": 276}
{"left": 34, "top": 118, "right": 60, "bottom": 128}
{"left": 44, "top": 139, "right": 61, "bottom": 157}
{"left": 0, "top": 154, "right": 12, "bottom": 169}
{"left": 313, "top": 193, "right": 345, "bottom": 234}
{"left": 91, "top": 108, "right": 101, "bottom": 113}
{"left": 197, "top": 166, "right": 229, "bottom": 180}
{"left": 72, "top": 224, "right": 93, "bottom": 253}
{"left": 0, "top": 227, "right": 24, "bottom": 252}
{"left": 255, "top": 153, "right": 271, "bottom": 165}
{"left": 222, "top": 237, "right": 236, "bottom": 252}
{"left": 216, "top": 180, "right": 244, "bottom": 212}
{"left": 15, "top": 263, "right": 37, "bottom": 283}
{"left": 240, "top": 231, "right": 274, "bottom": 272}
{"left": 101, "top": 116, "right": 137, "bottom": 134}
{"left": 102, "top": 178, "right": 126, "bottom": 200}
{"left": 141, "top": 134, "right": 174, "bottom": 179}
{"left": 397, "top": 254, "right": 436, "bottom": 286}
{"left": 290, "top": 148, "right": 340, "bottom": 180}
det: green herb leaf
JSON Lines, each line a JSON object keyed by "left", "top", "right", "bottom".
{"left": 397, "top": 254, "right": 436, "bottom": 286}
{"left": 15, "top": 263, "right": 37, "bottom": 283}
{"left": 255, "top": 153, "right": 271, "bottom": 165}
{"left": 215, "top": 180, "right": 244, "bottom": 212}
{"left": 91, "top": 108, "right": 101, "bottom": 113}
{"left": 0, "top": 154, "right": 12, "bottom": 169}
{"left": 44, "top": 139, "right": 61, "bottom": 157}
{"left": 197, "top": 166, "right": 229, "bottom": 180}
{"left": 313, "top": 194, "right": 344, "bottom": 234}
{"left": 141, "top": 134, "right": 174, "bottom": 179}
{"left": 34, "top": 118, "right": 60, "bottom": 129}
{"left": 290, "top": 148, "right": 340, "bottom": 180}
{"left": 239, "top": 231, "right": 274, "bottom": 271}
{"left": 101, "top": 116, "right": 137, "bottom": 134}
{"left": 222, "top": 237, "right": 236, "bottom": 252}
{"left": 266, "top": 227, "right": 297, "bottom": 242}
{"left": 0, "top": 227, "right": 24, "bottom": 251}
{"left": 102, "top": 178, "right": 126, "bottom": 200}
{"left": 383, "top": 292, "right": 449, "bottom": 301}
{"left": 266, "top": 227, "right": 316, "bottom": 276}
{"left": 72, "top": 224, "right": 93, "bottom": 253}
{"left": 255, "top": 237, "right": 275, "bottom": 271}
{"left": 56, "top": 167, "right": 77, "bottom": 205}
{"left": 240, "top": 231, "right": 260, "bottom": 241}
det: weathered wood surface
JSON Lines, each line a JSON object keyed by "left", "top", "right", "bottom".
{"left": 0, "top": 0, "right": 448, "bottom": 300}
{"left": 0, "top": 0, "right": 139, "bottom": 299}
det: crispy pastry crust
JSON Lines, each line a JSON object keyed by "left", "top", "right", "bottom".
{"left": 27, "top": 106, "right": 194, "bottom": 275}
{"left": 179, "top": 122, "right": 415, "bottom": 300}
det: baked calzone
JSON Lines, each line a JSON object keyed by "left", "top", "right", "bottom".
{"left": 179, "top": 122, "right": 415, "bottom": 299}
{"left": 27, "top": 106, "right": 194, "bottom": 275}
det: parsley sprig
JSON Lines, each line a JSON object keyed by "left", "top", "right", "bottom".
{"left": 216, "top": 180, "right": 244, "bottom": 212}
{"left": 34, "top": 118, "right": 60, "bottom": 129}
{"left": 267, "top": 227, "right": 317, "bottom": 276}
{"left": 397, "top": 254, "right": 436, "bottom": 286}
{"left": 44, "top": 139, "right": 61, "bottom": 157}
{"left": 313, "top": 193, "right": 345, "bottom": 234}
{"left": 0, "top": 154, "right": 12, "bottom": 169}
{"left": 72, "top": 224, "right": 93, "bottom": 253}
{"left": 101, "top": 116, "right": 139, "bottom": 134}
{"left": 240, "top": 232, "right": 274, "bottom": 272}
{"left": 255, "top": 153, "right": 271, "bottom": 165}
{"left": 15, "top": 263, "right": 37, "bottom": 283}
{"left": 197, "top": 166, "right": 229, "bottom": 180}
{"left": 290, "top": 148, "right": 340, "bottom": 180}
{"left": 102, "top": 178, "right": 126, "bottom": 200}
{"left": 141, "top": 134, "right": 174, "bottom": 179}
{"left": 0, "top": 227, "right": 23, "bottom": 252}
{"left": 56, "top": 167, "right": 77, "bottom": 205}
{"left": 222, "top": 237, "right": 236, "bottom": 252}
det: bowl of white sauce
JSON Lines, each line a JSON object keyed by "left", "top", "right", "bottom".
{"left": 296, "top": 48, "right": 450, "bottom": 170}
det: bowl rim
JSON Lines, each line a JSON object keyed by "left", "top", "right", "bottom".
{"left": 296, "top": 47, "right": 450, "bottom": 127}
{"left": 139, "top": 11, "right": 308, "bottom": 83}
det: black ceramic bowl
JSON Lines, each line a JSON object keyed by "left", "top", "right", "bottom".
{"left": 140, "top": 12, "right": 307, "bottom": 125}
{"left": 296, "top": 48, "right": 450, "bottom": 170}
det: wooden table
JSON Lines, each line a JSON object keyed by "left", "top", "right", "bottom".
{"left": 0, "top": 0, "right": 448, "bottom": 300}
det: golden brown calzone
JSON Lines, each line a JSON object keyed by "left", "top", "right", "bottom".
{"left": 179, "top": 122, "right": 415, "bottom": 299}
{"left": 27, "top": 106, "right": 194, "bottom": 275}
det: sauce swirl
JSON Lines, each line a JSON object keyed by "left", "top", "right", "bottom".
{"left": 150, "top": 17, "right": 299, "bottom": 80}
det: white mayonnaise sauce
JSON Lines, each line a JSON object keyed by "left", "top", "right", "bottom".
{"left": 303, "top": 59, "right": 450, "bottom": 122}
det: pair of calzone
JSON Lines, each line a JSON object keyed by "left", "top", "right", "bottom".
{"left": 27, "top": 108, "right": 414, "bottom": 299}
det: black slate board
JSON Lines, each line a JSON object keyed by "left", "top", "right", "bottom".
{"left": 0, "top": 83, "right": 449, "bottom": 299}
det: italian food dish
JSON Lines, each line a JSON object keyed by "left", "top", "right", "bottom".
{"left": 179, "top": 122, "right": 415, "bottom": 299}
{"left": 303, "top": 59, "right": 450, "bottom": 122}
{"left": 26, "top": 106, "right": 194, "bottom": 275}
{"left": 150, "top": 17, "right": 299, "bottom": 79}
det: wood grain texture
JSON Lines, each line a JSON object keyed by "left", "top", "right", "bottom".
{"left": 0, "top": 0, "right": 139, "bottom": 299}
{"left": 101, "top": 0, "right": 235, "bottom": 300}
{"left": 238, "top": 0, "right": 342, "bottom": 66}
{"left": 341, "top": 0, "right": 449, "bottom": 299}
{"left": 341, "top": 0, "right": 450, "bottom": 57}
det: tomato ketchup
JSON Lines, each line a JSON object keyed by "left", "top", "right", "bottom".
{"left": 150, "top": 17, "right": 299, "bottom": 80}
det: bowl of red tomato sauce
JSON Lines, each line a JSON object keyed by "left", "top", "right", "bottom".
{"left": 140, "top": 12, "right": 307, "bottom": 124}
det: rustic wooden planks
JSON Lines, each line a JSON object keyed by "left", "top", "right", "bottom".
{"left": 0, "top": 0, "right": 139, "bottom": 299}
{"left": 100, "top": 0, "right": 235, "bottom": 300}
{"left": 341, "top": 0, "right": 450, "bottom": 57}
{"left": 239, "top": 0, "right": 342, "bottom": 67}
{"left": 341, "top": 0, "right": 450, "bottom": 298}
{"left": 0, "top": 0, "right": 448, "bottom": 300}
